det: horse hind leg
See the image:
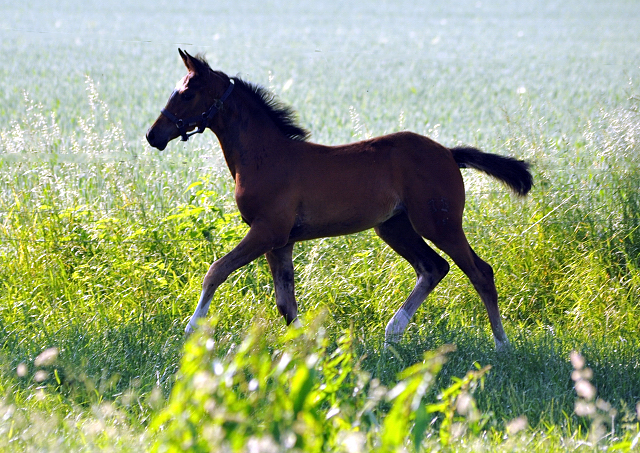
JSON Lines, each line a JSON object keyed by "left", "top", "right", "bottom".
{"left": 375, "top": 213, "right": 450, "bottom": 345}
{"left": 430, "top": 230, "right": 509, "bottom": 351}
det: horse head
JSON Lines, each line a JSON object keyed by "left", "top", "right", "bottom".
{"left": 146, "top": 49, "right": 233, "bottom": 150}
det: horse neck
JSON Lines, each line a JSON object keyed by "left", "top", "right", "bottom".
{"left": 211, "top": 86, "right": 286, "bottom": 178}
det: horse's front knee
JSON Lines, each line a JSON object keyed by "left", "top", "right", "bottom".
{"left": 202, "top": 261, "right": 229, "bottom": 290}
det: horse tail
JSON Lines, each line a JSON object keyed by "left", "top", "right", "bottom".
{"left": 450, "top": 146, "right": 533, "bottom": 196}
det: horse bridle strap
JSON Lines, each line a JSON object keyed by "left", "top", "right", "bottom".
{"left": 161, "top": 79, "right": 235, "bottom": 142}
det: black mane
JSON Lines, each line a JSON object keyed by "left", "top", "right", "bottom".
{"left": 192, "top": 54, "right": 310, "bottom": 142}
{"left": 231, "top": 77, "right": 311, "bottom": 142}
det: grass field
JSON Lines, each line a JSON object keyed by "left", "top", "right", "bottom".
{"left": 1, "top": 0, "right": 640, "bottom": 451}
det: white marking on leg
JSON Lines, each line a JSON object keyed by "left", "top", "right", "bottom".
{"left": 292, "top": 318, "right": 302, "bottom": 329}
{"left": 385, "top": 308, "right": 411, "bottom": 344}
{"left": 384, "top": 275, "right": 436, "bottom": 346}
{"left": 185, "top": 289, "right": 212, "bottom": 334}
{"left": 495, "top": 335, "right": 510, "bottom": 352}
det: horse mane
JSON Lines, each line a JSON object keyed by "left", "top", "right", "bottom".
{"left": 190, "top": 54, "right": 310, "bottom": 142}
{"left": 230, "top": 78, "right": 311, "bottom": 142}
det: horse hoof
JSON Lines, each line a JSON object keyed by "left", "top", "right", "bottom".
{"left": 495, "top": 338, "right": 510, "bottom": 352}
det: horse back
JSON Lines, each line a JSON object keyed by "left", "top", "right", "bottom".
{"left": 251, "top": 131, "right": 466, "bottom": 242}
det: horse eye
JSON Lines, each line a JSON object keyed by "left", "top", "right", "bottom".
{"left": 181, "top": 91, "right": 195, "bottom": 101}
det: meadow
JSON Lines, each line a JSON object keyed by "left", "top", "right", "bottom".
{"left": 1, "top": 0, "right": 640, "bottom": 451}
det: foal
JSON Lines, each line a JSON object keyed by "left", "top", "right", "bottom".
{"left": 146, "top": 50, "right": 533, "bottom": 350}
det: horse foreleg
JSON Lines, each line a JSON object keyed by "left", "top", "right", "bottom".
{"left": 265, "top": 243, "right": 300, "bottom": 326}
{"left": 185, "top": 224, "right": 284, "bottom": 334}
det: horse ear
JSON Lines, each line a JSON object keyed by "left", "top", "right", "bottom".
{"left": 179, "top": 48, "right": 198, "bottom": 74}
{"left": 179, "top": 49, "right": 190, "bottom": 68}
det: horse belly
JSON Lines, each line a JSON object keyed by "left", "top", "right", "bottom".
{"left": 288, "top": 198, "right": 401, "bottom": 242}
{"left": 288, "top": 142, "right": 405, "bottom": 241}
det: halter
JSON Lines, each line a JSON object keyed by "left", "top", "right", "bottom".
{"left": 161, "top": 79, "right": 235, "bottom": 142}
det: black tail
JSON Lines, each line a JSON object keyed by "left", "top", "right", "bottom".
{"left": 450, "top": 146, "right": 533, "bottom": 196}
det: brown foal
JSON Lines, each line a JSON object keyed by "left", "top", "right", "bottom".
{"left": 146, "top": 49, "right": 533, "bottom": 350}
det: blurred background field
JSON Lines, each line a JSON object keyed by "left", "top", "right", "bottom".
{"left": 1, "top": 0, "right": 639, "bottom": 450}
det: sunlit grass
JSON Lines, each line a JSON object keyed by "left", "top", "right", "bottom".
{"left": 2, "top": 0, "right": 640, "bottom": 450}
{"left": 2, "top": 76, "right": 639, "bottom": 450}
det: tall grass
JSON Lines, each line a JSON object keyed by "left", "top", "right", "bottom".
{"left": 2, "top": 0, "right": 640, "bottom": 449}
{"left": 1, "top": 65, "right": 639, "bottom": 451}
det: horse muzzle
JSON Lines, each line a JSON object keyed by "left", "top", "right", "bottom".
{"left": 146, "top": 126, "right": 169, "bottom": 151}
